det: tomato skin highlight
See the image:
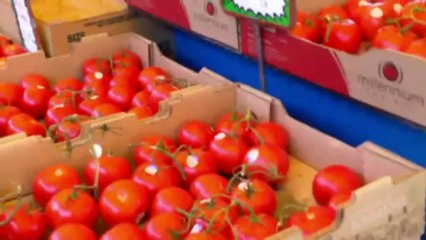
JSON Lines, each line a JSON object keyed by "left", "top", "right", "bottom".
{"left": 209, "top": 133, "right": 249, "bottom": 175}
{"left": 176, "top": 149, "right": 218, "bottom": 186}
{"left": 286, "top": 206, "right": 337, "bottom": 236}
{"left": 45, "top": 189, "right": 98, "bottom": 229}
{"left": 32, "top": 164, "right": 81, "bottom": 207}
{"left": 133, "top": 135, "right": 177, "bottom": 166}
{"left": 231, "top": 179, "right": 277, "bottom": 215}
{"left": 132, "top": 162, "right": 182, "bottom": 196}
{"left": 0, "top": 106, "right": 22, "bottom": 136}
{"left": 99, "top": 179, "right": 151, "bottom": 226}
{"left": 373, "top": 25, "right": 417, "bottom": 51}
{"left": 291, "top": 12, "right": 323, "bottom": 43}
{"left": 313, "top": 165, "right": 364, "bottom": 206}
{"left": 243, "top": 144, "right": 290, "bottom": 183}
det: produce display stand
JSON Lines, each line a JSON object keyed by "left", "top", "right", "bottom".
{"left": 0, "top": 0, "right": 425, "bottom": 239}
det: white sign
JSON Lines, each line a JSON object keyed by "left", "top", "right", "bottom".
{"left": 11, "top": 0, "right": 39, "bottom": 52}
{"left": 232, "top": 0, "right": 286, "bottom": 17}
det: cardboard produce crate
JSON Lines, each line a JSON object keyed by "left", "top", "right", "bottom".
{"left": 0, "top": 0, "right": 21, "bottom": 42}
{"left": 240, "top": 0, "right": 426, "bottom": 127}
{"left": 127, "top": 0, "right": 240, "bottom": 50}
{"left": 0, "top": 83, "right": 424, "bottom": 239}
{"left": 0, "top": 32, "right": 231, "bottom": 141}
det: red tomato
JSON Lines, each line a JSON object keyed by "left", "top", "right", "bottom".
{"left": 248, "top": 122, "right": 288, "bottom": 148}
{"left": 112, "top": 50, "right": 142, "bottom": 69}
{"left": 7, "top": 113, "right": 46, "bottom": 137}
{"left": 113, "top": 63, "right": 140, "bottom": 83}
{"left": 358, "top": 2, "right": 400, "bottom": 40}
{"left": 49, "top": 91, "right": 80, "bottom": 109}
{"left": 133, "top": 134, "right": 177, "bottom": 166}
{"left": 45, "top": 105, "right": 78, "bottom": 127}
{"left": 291, "top": 12, "right": 323, "bottom": 42}
{"left": 176, "top": 149, "right": 217, "bottom": 186}
{"left": 243, "top": 144, "right": 289, "bottom": 183}
{"left": 54, "top": 78, "right": 83, "bottom": 93}
{"left": 150, "top": 187, "right": 194, "bottom": 217}
{"left": 231, "top": 179, "right": 277, "bottom": 215}
{"left": 0, "top": 106, "right": 21, "bottom": 136}
{"left": 99, "top": 179, "right": 150, "bottom": 226}
{"left": 45, "top": 189, "right": 98, "bottom": 228}
{"left": 0, "top": 82, "right": 23, "bottom": 106}
{"left": 178, "top": 120, "right": 215, "bottom": 149}
{"left": 1, "top": 43, "right": 27, "bottom": 57}
{"left": 52, "top": 117, "right": 85, "bottom": 142}
{"left": 406, "top": 38, "right": 426, "bottom": 58}
{"left": 185, "top": 232, "right": 227, "bottom": 240}
{"left": 0, "top": 204, "right": 47, "bottom": 240}
{"left": 82, "top": 80, "right": 109, "bottom": 99}
{"left": 286, "top": 206, "right": 336, "bottom": 236}
{"left": 142, "top": 213, "right": 188, "bottom": 240}
{"left": 91, "top": 103, "right": 122, "bottom": 118}
{"left": 83, "top": 71, "right": 111, "bottom": 86}
{"left": 138, "top": 67, "right": 171, "bottom": 92}
{"left": 346, "top": 0, "right": 373, "bottom": 23}
{"left": 110, "top": 74, "right": 139, "bottom": 90}
{"left": 233, "top": 214, "right": 277, "bottom": 240}
{"left": 129, "top": 106, "right": 155, "bottom": 120}
{"left": 190, "top": 173, "right": 229, "bottom": 200}
{"left": 209, "top": 133, "right": 249, "bottom": 175}
{"left": 192, "top": 199, "right": 239, "bottom": 235}
{"left": 132, "top": 91, "right": 150, "bottom": 108}
{"left": 84, "top": 155, "right": 132, "bottom": 193}
{"left": 100, "top": 223, "right": 145, "bottom": 240}
{"left": 322, "top": 19, "right": 363, "bottom": 53}
{"left": 83, "top": 58, "right": 111, "bottom": 76}
{"left": 132, "top": 162, "right": 182, "bottom": 196}
{"left": 317, "top": 5, "right": 350, "bottom": 24}
{"left": 107, "top": 85, "right": 136, "bottom": 111}
{"left": 20, "top": 86, "right": 53, "bottom": 119}
{"left": 20, "top": 74, "right": 50, "bottom": 89}
{"left": 313, "top": 165, "right": 364, "bottom": 205}
{"left": 215, "top": 112, "right": 254, "bottom": 140}
{"left": 0, "top": 35, "right": 12, "bottom": 46}
{"left": 49, "top": 223, "right": 97, "bottom": 240}
{"left": 32, "top": 164, "right": 81, "bottom": 207}
{"left": 329, "top": 192, "right": 353, "bottom": 210}
{"left": 148, "top": 83, "right": 178, "bottom": 112}
{"left": 373, "top": 25, "right": 417, "bottom": 51}
{"left": 400, "top": 2, "right": 426, "bottom": 38}
{"left": 78, "top": 96, "right": 106, "bottom": 116}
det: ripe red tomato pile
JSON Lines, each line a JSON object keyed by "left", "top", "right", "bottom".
{"left": 0, "top": 34, "right": 27, "bottom": 66}
{"left": 0, "top": 111, "right": 366, "bottom": 239}
{"left": 291, "top": 0, "right": 426, "bottom": 58}
{"left": 0, "top": 49, "right": 185, "bottom": 143}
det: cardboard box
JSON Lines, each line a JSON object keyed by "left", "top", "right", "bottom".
{"left": 35, "top": 8, "right": 153, "bottom": 57}
{"left": 127, "top": 0, "right": 240, "bottom": 50}
{"left": 0, "top": 32, "right": 231, "bottom": 141}
{"left": 0, "top": 82, "right": 424, "bottom": 239}
{"left": 0, "top": 0, "right": 21, "bottom": 42}
{"left": 240, "top": 4, "right": 426, "bottom": 127}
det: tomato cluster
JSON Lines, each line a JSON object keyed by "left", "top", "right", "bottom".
{"left": 0, "top": 34, "right": 27, "bottom": 66}
{"left": 0, "top": 49, "right": 184, "bottom": 143}
{"left": 0, "top": 111, "right": 366, "bottom": 239}
{"left": 291, "top": 0, "right": 426, "bottom": 58}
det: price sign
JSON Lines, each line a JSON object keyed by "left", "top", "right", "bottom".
{"left": 222, "top": 0, "right": 295, "bottom": 29}
{"left": 11, "top": 0, "right": 41, "bottom": 52}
